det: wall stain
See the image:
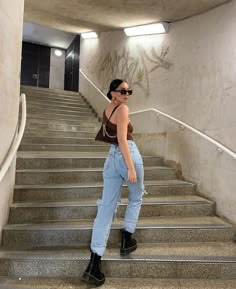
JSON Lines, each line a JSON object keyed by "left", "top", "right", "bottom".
{"left": 95, "top": 45, "right": 172, "bottom": 97}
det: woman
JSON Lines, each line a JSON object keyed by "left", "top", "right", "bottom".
{"left": 82, "top": 79, "right": 144, "bottom": 286}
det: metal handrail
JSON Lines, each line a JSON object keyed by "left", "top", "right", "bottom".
{"left": 79, "top": 69, "right": 236, "bottom": 160}
{"left": 79, "top": 69, "right": 110, "bottom": 102}
{"left": 130, "top": 109, "right": 236, "bottom": 159}
{"left": 0, "top": 93, "right": 27, "bottom": 183}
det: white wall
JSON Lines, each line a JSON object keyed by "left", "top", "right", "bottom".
{"left": 80, "top": 1, "right": 236, "bottom": 223}
{"left": 0, "top": 0, "right": 24, "bottom": 241}
{"left": 49, "top": 48, "right": 65, "bottom": 90}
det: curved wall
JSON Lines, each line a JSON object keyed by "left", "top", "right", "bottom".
{"left": 0, "top": 0, "right": 24, "bottom": 241}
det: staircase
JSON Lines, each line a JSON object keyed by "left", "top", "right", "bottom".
{"left": 0, "top": 86, "right": 235, "bottom": 288}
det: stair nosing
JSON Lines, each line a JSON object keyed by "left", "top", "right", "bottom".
{"left": 3, "top": 216, "right": 231, "bottom": 228}
{"left": 24, "top": 112, "right": 95, "bottom": 118}
{"left": 21, "top": 136, "right": 95, "bottom": 140}
{"left": 14, "top": 180, "right": 195, "bottom": 189}
{"left": 3, "top": 223, "right": 232, "bottom": 230}
{"left": 15, "top": 166, "right": 176, "bottom": 173}
{"left": 24, "top": 128, "right": 96, "bottom": 133}
{"left": 16, "top": 153, "right": 162, "bottom": 159}
{"left": 26, "top": 114, "right": 96, "bottom": 120}
{"left": 11, "top": 197, "right": 213, "bottom": 208}
{"left": 0, "top": 251, "right": 235, "bottom": 263}
{"left": 27, "top": 108, "right": 91, "bottom": 114}
{"left": 26, "top": 101, "right": 88, "bottom": 107}
{"left": 27, "top": 102, "right": 89, "bottom": 108}
{"left": 19, "top": 144, "right": 107, "bottom": 148}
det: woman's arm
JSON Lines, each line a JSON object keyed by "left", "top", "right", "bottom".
{"left": 116, "top": 105, "right": 137, "bottom": 183}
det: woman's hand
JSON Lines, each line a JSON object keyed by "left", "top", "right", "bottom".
{"left": 128, "top": 167, "right": 137, "bottom": 183}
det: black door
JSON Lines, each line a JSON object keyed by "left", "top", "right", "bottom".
{"left": 64, "top": 35, "right": 80, "bottom": 91}
{"left": 38, "top": 45, "right": 50, "bottom": 88}
{"left": 64, "top": 51, "right": 73, "bottom": 91}
{"left": 21, "top": 42, "right": 50, "bottom": 88}
{"left": 21, "top": 42, "right": 38, "bottom": 86}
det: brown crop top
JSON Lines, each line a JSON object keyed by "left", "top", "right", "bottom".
{"left": 103, "top": 110, "right": 134, "bottom": 145}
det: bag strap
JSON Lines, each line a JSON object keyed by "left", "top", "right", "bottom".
{"left": 103, "top": 105, "right": 120, "bottom": 124}
{"left": 108, "top": 105, "right": 120, "bottom": 120}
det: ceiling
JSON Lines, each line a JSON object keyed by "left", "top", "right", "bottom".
{"left": 23, "top": 0, "right": 230, "bottom": 49}
{"left": 23, "top": 22, "right": 75, "bottom": 49}
{"left": 24, "top": 0, "right": 230, "bottom": 33}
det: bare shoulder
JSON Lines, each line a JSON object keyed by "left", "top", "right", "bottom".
{"left": 117, "top": 104, "right": 129, "bottom": 115}
{"left": 116, "top": 104, "right": 129, "bottom": 125}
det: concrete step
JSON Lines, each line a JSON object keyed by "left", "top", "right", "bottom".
{"left": 26, "top": 107, "right": 92, "bottom": 118}
{"left": 26, "top": 113, "right": 98, "bottom": 122}
{"left": 23, "top": 129, "right": 96, "bottom": 138}
{"left": 26, "top": 116, "right": 98, "bottom": 126}
{"left": 18, "top": 143, "right": 109, "bottom": 152}
{"left": 27, "top": 101, "right": 90, "bottom": 110}
{"left": 21, "top": 136, "right": 98, "bottom": 145}
{"left": 8, "top": 195, "right": 215, "bottom": 224}
{"left": 26, "top": 107, "right": 94, "bottom": 117}
{"left": 16, "top": 152, "right": 164, "bottom": 169}
{"left": 14, "top": 180, "right": 196, "bottom": 202}
{"left": 26, "top": 122, "right": 99, "bottom": 132}
{"left": 21, "top": 85, "right": 81, "bottom": 97}
{"left": 26, "top": 95, "right": 86, "bottom": 107}
{"left": 24, "top": 110, "right": 95, "bottom": 120}
{"left": 24, "top": 125, "right": 95, "bottom": 134}
{"left": 26, "top": 118, "right": 98, "bottom": 131}
{"left": 26, "top": 95, "right": 87, "bottom": 106}
{"left": 27, "top": 102, "right": 91, "bottom": 112}
{"left": 0, "top": 243, "right": 235, "bottom": 280}
{"left": 23, "top": 88, "right": 82, "bottom": 96}
{"left": 25, "top": 94, "right": 86, "bottom": 105}
{"left": 0, "top": 277, "right": 236, "bottom": 289}
{"left": 22, "top": 90, "right": 83, "bottom": 102}
{"left": 26, "top": 113, "right": 98, "bottom": 125}
{"left": 2, "top": 217, "right": 234, "bottom": 247}
{"left": 26, "top": 99, "right": 89, "bottom": 109}
{"left": 15, "top": 167, "right": 177, "bottom": 185}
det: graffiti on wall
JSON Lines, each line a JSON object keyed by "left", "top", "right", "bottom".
{"left": 95, "top": 45, "right": 172, "bottom": 97}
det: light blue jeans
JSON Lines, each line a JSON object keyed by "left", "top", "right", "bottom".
{"left": 91, "top": 140, "right": 144, "bottom": 256}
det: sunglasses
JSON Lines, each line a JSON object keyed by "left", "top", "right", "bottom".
{"left": 114, "top": 89, "right": 133, "bottom": 95}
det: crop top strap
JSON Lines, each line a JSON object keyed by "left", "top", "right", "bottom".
{"left": 107, "top": 105, "right": 120, "bottom": 121}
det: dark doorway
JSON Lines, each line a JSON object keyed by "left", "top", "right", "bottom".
{"left": 21, "top": 42, "right": 50, "bottom": 88}
{"left": 64, "top": 35, "right": 80, "bottom": 92}
{"left": 64, "top": 50, "right": 73, "bottom": 91}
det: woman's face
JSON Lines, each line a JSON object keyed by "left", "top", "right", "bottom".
{"left": 112, "top": 82, "right": 132, "bottom": 104}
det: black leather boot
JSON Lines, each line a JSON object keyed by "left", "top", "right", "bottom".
{"left": 81, "top": 252, "right": 105, "bottom": 287}
{"left": 120, "top": 228, "right": 137, "bottom": 256}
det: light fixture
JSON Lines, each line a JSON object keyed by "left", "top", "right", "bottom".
{"left": 81, "top": 32, "right": 98, "bottom": 39}
{"left": 54, "top": 49, "right": 63, "bottom": 57}
{"left": 124, "top": 22, "right": 168, "bottom": 37}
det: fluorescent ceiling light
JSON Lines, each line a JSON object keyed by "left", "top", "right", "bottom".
{"left": 124, "top": 22, "right": 168, "bottom": 37}
{"left": 54, "top": 49, "right": 63, "bottom": 57}
{"left": 81, "top": 32, "right": 98, "bottom": 39}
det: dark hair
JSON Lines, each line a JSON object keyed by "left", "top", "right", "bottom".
{"left": 107, "top": 79, "right": 127, "bottom": 100}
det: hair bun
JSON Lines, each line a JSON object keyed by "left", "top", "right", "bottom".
{"left": 107, "top": 91, "right": 112, "bottom": 100}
